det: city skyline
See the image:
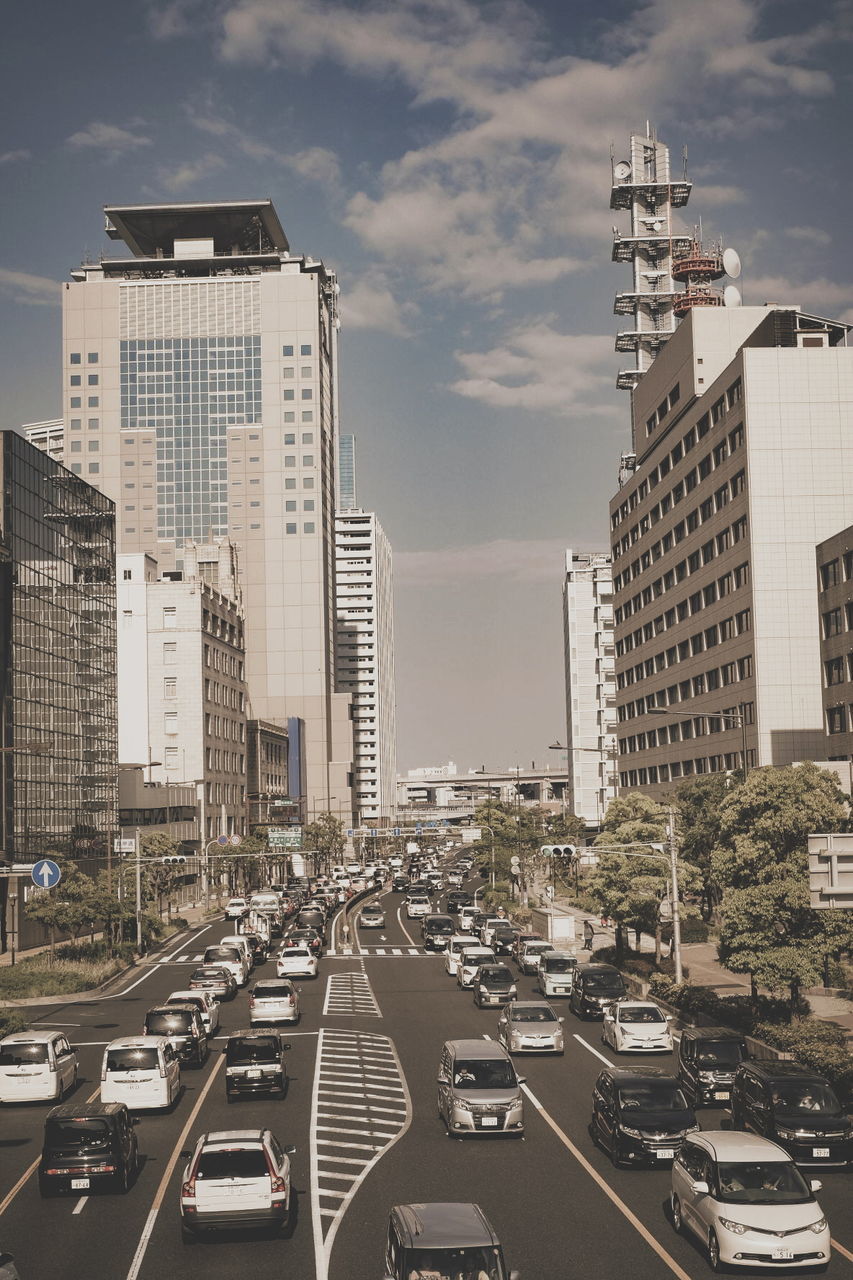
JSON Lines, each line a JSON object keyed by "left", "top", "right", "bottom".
{"left": 2, "top": 0, "right": 852, "bottom": 771}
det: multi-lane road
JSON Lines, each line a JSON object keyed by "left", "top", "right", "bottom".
{"left": 3, "top": 878, "right": 853, "bottom": 1279}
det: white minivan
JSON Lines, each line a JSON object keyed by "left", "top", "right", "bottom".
{"left": 101, "top": 1036, "right": 181, "bottom": 1110}
{"left": 203, "top": 942, "right": 249, "bottom": 987}
{"left": 0, "top": 1029, "right": 78, "bottom": 1103}
{"left": 219, "top": 934, "right": 253, "bottom": 976}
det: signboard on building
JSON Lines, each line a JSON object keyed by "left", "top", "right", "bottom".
{"left": 461, "top": 829, "right": 482, "bottom": 844}
{"left": 808, "top": 832, "right": 853, "bottom": 909}
{"left": 269, "top": 827, "right": 303, "bottom": 850}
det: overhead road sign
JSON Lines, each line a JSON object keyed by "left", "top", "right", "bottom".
{"left": 32, "top": 859, "right": 61, "bottom": 889}
{"left": 269, "top": 828, "right": 302, "bottom": 850}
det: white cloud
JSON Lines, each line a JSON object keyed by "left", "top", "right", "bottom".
{"left": 157, "top": 152, "right": 227, "bottom": 192}
{"left": 785, "top": 225, "right": 832, "bottom": 247}
{"left": 0, "top": 149, "right": 30, "bottom": 166}
{"left": 395, "top": 538, "right": 568, "bottom": 588}
{"left": 66, "top": 121, "right": 153, "bottom": 156}
{"left": 0, "top": 268, "right": 60, "bottom": 306}
{"left": 341, "top": 278, "right": 417, "bottom": 335}
{"left": 184, "top": 96, "right": 342, "bottom": 187}
{"left": 450, "top": 323, "right": 616, "bottom": 415}
{"left": 744, "top": 273, "right": 853, "bottom": 316}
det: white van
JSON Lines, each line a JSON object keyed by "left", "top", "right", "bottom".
{"left": 100, "top": 1036, "right": 181, "bottom": 1110}
{"left": 220, "top": 933, "right": 252, "bottom": 975}
{"left": 0, "top": 1029, "right": 78, "bottom": 1103}
{"left": 203, "top": 942, "right": 249, "bottom": 987}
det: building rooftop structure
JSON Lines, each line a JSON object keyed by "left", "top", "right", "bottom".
{"left": 103, "top": 200, "right": 289, "bottom": 257}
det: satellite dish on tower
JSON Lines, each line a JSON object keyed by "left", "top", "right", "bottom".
{"left": 614, "top": 161, "right": 632, "bottom": 182}
{"left": 722, "top": 247, "right": 742, "bottom": 279}
{"left": 724, "top": 284, "right": 742, "bottom": 308}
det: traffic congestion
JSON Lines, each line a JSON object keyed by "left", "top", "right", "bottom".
{"left": 1, "top": 844, "right": 852, "bottom": 1279}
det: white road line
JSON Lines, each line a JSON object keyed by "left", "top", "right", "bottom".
{"left": 573, "top": 1033, "right": 616, "bottom": 1067}
{"left": 395, "top": 905, "right": 418, "bottom": 947}
{"left": 72, "top": 1197, "right": 88, "bottom": 1215}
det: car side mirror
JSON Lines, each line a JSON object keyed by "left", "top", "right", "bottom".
{"left": 692, "top": 1179, "right": 709, "bottom": 1195}
{"left": 516, "top": 1076, "right": 527, "bottom": 1085}
{"left": 282, "top": 1043, "right": 291, "bottom": 1051}
{"left": 285, "top": 1145, "right": 297, "bottom": 1155}
{"left": 131, "top": 1116, "right": 140, "bottom": 1126}
{"left": 180, "top": 1149, "right": 192, "bottom": 1158}
{"left": 437, "top": 1075, "right": 449, "bottom": 1085}
{"left": 666, "top": 1015, "right": 674, "bottom": 1021}
{"left": 508, "top": 1271, "right": 520, "bottom": 1279}
{"left": 810, "top": 1179, "right": 823, "bottom": 1192}
{"left": 558, "top": 1017, "right": 564, "bottom": 1023}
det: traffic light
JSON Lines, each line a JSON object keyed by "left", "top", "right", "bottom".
{"left": 540, "top": 845, "right": 577, "bottom": 859}
{"left": 161, "top": 855, "right": 187, "bottom": 865}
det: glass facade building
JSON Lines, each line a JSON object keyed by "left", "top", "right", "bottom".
{"left": 0, "top": 431, "right": 118, "bottom": 861}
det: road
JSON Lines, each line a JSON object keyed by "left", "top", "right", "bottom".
{"left": 3, "top": 873, "right": 853, "bottom": 1278}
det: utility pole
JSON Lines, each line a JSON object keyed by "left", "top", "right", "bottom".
{"left": 667, "top": 806, "right": 683, "bottom": 984}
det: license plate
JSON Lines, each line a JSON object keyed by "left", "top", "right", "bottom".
{"left": 715, "top": 1091, "right": 731, "bottom": 1100}
{"left": 772, "top": 1250, "right": 794, "bottom": 1261}
{"left": 813, "top": 1147, "right": 830, "bottom": 1158}
{"left": 480, "top": 1116, "right": 498, "bottom": 1127}
{"left": 656, "top": 1149, "right": 675, "bottom": 1159}
{"left": 71, "top": 1178, "right": 90, "bottom": 1189}
{"left": 248, "top": 1069, "right": 261, "bottom": 1078}
{"left": 555, "top": 986, "right": 569, "bottom": 993}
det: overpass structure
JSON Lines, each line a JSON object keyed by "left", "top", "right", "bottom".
{"left": 396, "top": 767, "right": 569, "bottom": 821}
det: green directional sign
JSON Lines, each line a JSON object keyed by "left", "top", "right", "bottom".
{"left": 268, "top": 827, "right": 302, "bottom": 850}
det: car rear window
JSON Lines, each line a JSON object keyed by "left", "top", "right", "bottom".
{"left": 146, "top": 1010, "right": 192, "bottom": 1034}
{"left": 197, "top": 1148, "right": 268, "bottom": 1180}
{"left": 192, "top": 967, "right": 226, "bottom": 981}
{"left": 46, "top": 1118, "right": 111, "bottom": 1148}
{"left": 254, "top": 984, "right": 293, "bottom": 998}
{"left": 107, "top": 1047, "right": 160, "bottom": 1072}
{"left": 205, "top": 947, "right": 241, "bottom": 963}
{"left": 226, "top": 1038, "right": 279, "bottom": 1065}
{"left": 0, "top": 1042, "right": 49, "bottom": 1065}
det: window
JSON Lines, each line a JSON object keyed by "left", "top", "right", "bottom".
{"left": 827, "top": 705, "right": 847, "bottom": 735}
{"left": 735, "top": 609, "right": 751, "bottom": 634}
{"left": 823, "top": 608, "right": 842, "bottom": 638}
{"left": 826, "top": 657, "right": 844, "bottom": 687}
{"left": 164, "top": 677, "right": 177, "bottom": 699}
{"left": 284, "top": 411, "right": 295, "bottom": 422}
{"left": 282, "top": 345, "right": 294, "bottom": 356}
{"left": 88, "top": 418, "right": 99, "bottom": 429}
{"left": 304, "top": 522, "right": 315, "bottom": 533}
{"left": 301, "top": 411, "right": 313, "bottom": 422}
{"left": 283, "top": 389, "right": 295, "bottom": 401}
{"left": 164, "top": 642, "right": 177, "bottom": 664}
{"left": 70, "top": 396, "right": 81, "bottom": 408}
{"left": 821, "top": 559, "right": 840, "bottom": 590}
{"left": 285, "top": 500, "right": 297, "bottom": 512}
{"left": 286, "top": 523, "right": 297, "bottom": 534}
{"left": 302, "top": 455, "right": 314, "bottom": 466}
{"left": 734, "top": 562, "right": 749, "bottom": 588}
{"left": 70, "top": 374, "right": 81, "bottom": 386}
{"left": 87, "top": 374, "right": 99, "bottom": 386}
{"left": 283, "top": 367, "right": 294, "bottom": 378}
{"left": 164, "top": 712, "right": 178, "bottom": 735}
{"left": 70, "top": 440, "right": 82, "bottom": 453}
{"left": 88, "top": 439, "right": 99, "bottom": 452}
{"left": 88, "top": 396, "right": 99, "bottom": 407}
{"left": 163, "top": 607, "right": 177, "bottom": 630}
{"left": 70, "top": 352, "right": 81, "bottom": 364}
{"left": 88, "top": 463, "right": 100, "bottom": 474}
{"left": 300, "top": 344, "right": 312, "bottom": 355}
{"left": 87, "top": 352, "right": 99, "bottom": 364}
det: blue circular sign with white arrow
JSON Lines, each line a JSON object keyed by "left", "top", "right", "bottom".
{"left": 31, "top": 859, "right": 61, "bottom": 890}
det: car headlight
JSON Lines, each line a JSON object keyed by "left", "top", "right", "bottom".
{"left": 509, "top": 986, "right": 517, "bottom": 997}
{"left": 776, "top": 1126, "right": 811, "bottom": 1141}
{"left": 809, "top": 1218, "right": 828, "bottom": 1234}
{"left": 718, "top": 1218, "right": 748, "bottom": 1236}
{"left": 454, "top": 1098, "right": 475, "bottom": 1111}
{"left": 620, "top": 1125, "right": 646, "bottom": 1139}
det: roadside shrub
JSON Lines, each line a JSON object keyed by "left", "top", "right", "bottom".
{"left": 679, "top": 917, "right": 710, "bottom": 943}
{"left": 594, "top": 945, "right": 688, "bottom": 982}
{"left": 0, "top": 1009, "right": 30, "bottom": 1037}
{"left": 755, "top": 1020, "right": 853, "bottom": 1095}
{"left": 0, "top": 954, "right": 126, "bottom": 1000}
{"left": 648, "top": 976, "right": 810, "bottom": 1030}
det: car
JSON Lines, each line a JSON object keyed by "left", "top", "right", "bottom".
{"left": 570, "top": 963, "right": 628, "bottom": 1018}
{"left": 166, "top": 990, "right": 220, "bottom": 1037}
{"left": 444, "top": 934, "right": 480, "bottom": 977}
{"left": 472, "top": 964, "right": 517, "bottom": 1008}
{"left": 100, "top": 1036, "right": 182, "bottom": 1111}
{"left": 0, "top": 1247, "right": 19, "bottom": 1280}
{"left": 384, "top": 1202, "right": 519, "bottom": 1280}
{"left": 388, "top": 854, "right": 404, "bottom": 869}
{"left": 249, "top": 979, "right": 301, "bottom": 1026}
{"left": 477, "top": 916, "right": 507, "bottom": 948}
{"left": 391, "top": 873, "right": 410, "bottom": 892}
{"left": 189, "top": 965, "right": 237, "bottom": 1001}
{"left": 591, "top": 1067, "right": 698, "bottom": 1167}
{"left": 202, "top": 944, "right": 248, "bottom": 988}
{"left": 457, "top": 947, "right": 496, "bottom": 989}
{"left": 537, "top": 950, "right": 578, "bottom": 996}
{"left": 179, "top": 1128, "right": 295, "bottom": 1238}
{"left": 437, "top": 1038, "right": 525, "bottom": 1137}
{"left": 497, "top": 1000, "right": 565, "bottom": 1054}
{"left": 422, "top": 914, "right": 455, "bottom": 952}
{"left": 143, "top": 1004, "right": 208, "bottom": 1068}
{"left": 446, "top": 890, "right": 472, "bottom": 914}
{"left": 671, "top": 1131, "right": 831, "bottom": 1272}
{"left": 446, "top": 870, "right": 464, "bottom": 888}
{"left": 0, "top": 1029, "right": 78, "bottom": 1103}
{"left": 285, "top": 926, "right": 323, "bottom": 956}
{"left": 602, "top": 1000, "right": 674, "bottom": 1053}
{"left": 731, "top": 1061, "right": 853, "bottom": 1167}
{"left": 511, "top": 931, "right": 542, "bottom": 963}
{"left": 224, "top": 897, "right": 249, "bottom": 920}
{"left": 243, "top": 931, "right": 269, "bottom": 965}
{"left": 491, "top": 922, "right": 520, "bottom": 955}
{"left": 276, "top": 945, "right": 318, "bottom": 978}
{"left": 678, "top": 1026, "right": 750, "bottom": 1107}
{"left": 517, "top": 939, "right": 555, "bottom": 975}
{"left": 38, "top": 1101, "right": 140, "bottom": 1197}
{"left": 458, "top": 905, "right": 480, "bottom": 932}
{"left": 359, "top": 902, "right": 386, "bottom": 929}
{"left": 406, "top": 894, "right": 431, "bottom": 919}
{"left": 224, "top": 1031, "right": 290, "bottom": 1100}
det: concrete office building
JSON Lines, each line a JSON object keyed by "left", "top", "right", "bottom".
{"left": 117, "top": 550, "right": 248, "bottom": 839}
{"left": 610, "top": 306, "right": 853, "bottom": 793}
{"left": 335, "top": 510, "right": 397, "bottom": 821}
{"left": 561, "top": 550, "right": 618, "bottom": 827}
{"left": 63, "top": 200, "right": 354, "bottom": 819}
{"left": 816, "top": 526, "right": 853, "bottom": 758}
{"left": 23, "top": 418, "right": 65, "bottom": 464}
{"left": 338, "top": 434, "right": 357, "bottom": 511}
{"left": 247, "top": 719, "right": 292, "bottom": 827}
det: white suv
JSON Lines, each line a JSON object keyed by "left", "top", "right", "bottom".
{"left": 671, "top": 1131, "right": 830, "bottom": 1271}
{"left": 180, "top": 1128, "right": 295, "bottom": 1239}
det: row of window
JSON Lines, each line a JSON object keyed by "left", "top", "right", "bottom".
{"left": 612, "top": 378, "right": 743, "bottom": 532}
{"left": 69, "top": 419, "right": 100, "bottom": 430}
{"left": 282, "top": 344, "right": 312, "bottom": 357}
{"left": 620, "top": 748, "right": 755, "bottom": 788}
{"left": 620, "top": 701, "right": 754, "bottom": 747}
{"left": 203, "top": 644, "right": 243, "bottom": 678}
{"left": 69, "top": 397, "right": 99, "bottom": 409}
{"left": 204, "top": 713, "right": 245, "bottom": 743}
{"left": 617, "top": 555, "right": 750, "bottom": 654}
{"left": 70, "top": 374, "right": 99, "bottom": 386}
{"left": 619, "top": 653, "right": 754, "bottom": 723}
{"left": 69, "top": 352, "right": 99, "bottom": 364}
{"left": 204, "top": 678, "right": 245, "bottom": 711}
{"left": 821, "top": 603, "right": 853, "bottom": 639}
{"left": 818, "top": 553, "right": 853, "bottom": 591}
{"left": 206, "top": 748, "right": 245, "bottom": 774}
{"left": 644, "top": 381, "right": 681, "bottom": 437}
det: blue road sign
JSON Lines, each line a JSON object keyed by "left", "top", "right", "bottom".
{"left": 32, "top": 859, "right": 61, "bottom": 890}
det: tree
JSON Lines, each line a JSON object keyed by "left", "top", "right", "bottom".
{"left": 140, "top": 832, "right": 183, "bottom": 919}
{"left": 304, "top": 812, "right": 345, "bottom": 876}
{"left": 471, "top": 801, "right": 552, "bottom": 903}
{"left": 24, "top": 858, "right": 101, "bottom": 958}
{"left": 711, "top": 763, "right": 853, "bottom": 1009}
{"left": 676, "top": 773, "right": 732, "bottom": 923}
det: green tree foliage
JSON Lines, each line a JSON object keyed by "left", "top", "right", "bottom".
{"left": 471, "top": 800, "right": 557, "bottom": 900}
{"left": 676, "top": 773, "right": 732, "bottom": 922}
{"left": 711, "top": 763, "right": 853, "bottom": 1007}
{"left": 140, "top": 831, "right": 183, "bottom": 918}
{"left": 25, "top": 858, "right": 102, "bottom": 957}
{"left": 304, "top": 812, "right": 345, "bottom": 875}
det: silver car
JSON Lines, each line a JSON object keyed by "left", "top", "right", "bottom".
{"left": 249, "top": 979, "right": 300, "bottom": 1025}
{"left": 497, "top": 1001, "right": 565, "bottom": 1054}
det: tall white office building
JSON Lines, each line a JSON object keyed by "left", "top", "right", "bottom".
{"left": 23, "top": 418, "right": 65, "bottom": 463}
{"left": 561, "top": 551, "right": 618, "bottom": 828}
{"left": 335, "top": 510, "right": 397, "bottom": 821}
{"left": 62, "top": 201, "right": 353, "bottom": 819}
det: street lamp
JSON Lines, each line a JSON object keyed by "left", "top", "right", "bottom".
{"left": 649, "top": 703, "right": 749, "bottom": 778}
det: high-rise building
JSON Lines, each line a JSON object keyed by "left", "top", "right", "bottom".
{"left": 816, "top": 527, "right": 853, "bottom": 757}
{"left": 561, "top": 550, "right": 618, "bottom": 827}
{"left": 22, "top": 418, "right": 65, "bottom": 464}
{"left": 610, "top": 306, "right": 853, "bottom": 793}
{"left": 63, "top": 200, "right": 354, "bottom": 818}
{"left": 0, "top": 430, "right": 117, "bottom": 863}
{"left": 335, "top": 510, "right": 397, "bottom": 821}
{"left": 338, "top": 433, "right": 357, "bottom": 511}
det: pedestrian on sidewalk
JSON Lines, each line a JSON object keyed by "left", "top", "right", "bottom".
{"left": 583, "top": 919, "right": 594, "bottom": 951}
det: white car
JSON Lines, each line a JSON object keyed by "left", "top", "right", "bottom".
{"left": 537, "top": 951, "right": 578, "bottom": 997}
{"left": 359, "top": 903, "right": 386, "bottom": 929}
{"left": 166, "top": 990, "right": 220, "bottom": 1036}
{"left": 276, "top": 945, "right": 318, "bottom": 979}
{"left": 457, "top": 947, "right": 496, "bottom": 989}
{"left": 224, "top": 897, "right": 248, "bottom": 920}
{"left": 406, "top": 894, "right": 431, "bottom": 919}
{"left": 602, "top": 1000, "right": 674, "bottom": 1053}
{"left": 249, "top": 979, "right": 300, "bottom": 1025}
{"left": 180, "top": 1128, "right": 294, "bottom": 1239}
{"left": 445, "top": 934, "right": 480, "bottom": 977}
{"left": 479, "top": 917, "right": 507, "bottom": 948}
{"left": 0, "top": 1030, "right": 78, "bottom": 1103}
{"left": 671, "top": 1131, "right": 831, "bottom": 1272}
{"left": 517, "top": 940, "right": 555, "bottom": 975}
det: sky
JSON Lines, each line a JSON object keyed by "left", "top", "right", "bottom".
{"left": 2, "top": 0, "right": 853, "bottom": 776}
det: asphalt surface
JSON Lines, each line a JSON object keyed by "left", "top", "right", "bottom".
{"left": 3, "top": 873, "right": 853, "bottom": 1279}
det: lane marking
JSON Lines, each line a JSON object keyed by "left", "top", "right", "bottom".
{"left": 395, "top": 906, "right": 418, "bottom": 948}
{"left": 832, "top": 1238, "right": 853, "bottom": 1263}
{"left": 0, "top": 1084, "right": 100, "bottom": 1217}
{"left": 72, "top": 1196, "right": 88, "bottom": 1215}
{"left": 124, "top": 1052, "right": 225, "bottom": 1280}
{"left": 573, "top": 1033, "right": 615, "bottom": 1067}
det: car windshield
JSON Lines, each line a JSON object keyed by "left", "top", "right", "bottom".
{"left": 226, "top": 1038, "right": 279, "bottom": 1065}
{"left": 196, "top": 1148, "right": 269, "bottom": 1180}
{"left": 771, "top": 1082, "right": 843, "bottom": 1116}
{"left": 406, "top": 1247, "right": 503, "bottom": 1279}
{"left": 696, "top": 1040, "right": 746, "bottom": 1066}
{"left": 205, "top": 947, "right": 240, "bottom": 963}
{"left": 619, "top": 1006, "right": 666, "bottom": 1024}
{"left": 254, "top": 984, "right": 294, "bottom": 999}
{"left": 46, "top": 1118, "right": 111, "bottom": 1149}
{"left": 512, "top": 1007, "right": 555, "bottom": 1023}
{"left": 618, "top": 1083, "right": 689, "bottom": 1111}
{"left": 544, "top": 958, "right": 576, "bottom": 973}
{"left": 584, "top": 974, "right": 625, "bottom": 994}
{"left": 107, "top": 1047, "right": 160, "bottom": 1072}
{"left": 427, "top": 919, "right": 453, "bottom": 932}
{"left": 453, "top": 1060, "right": 516, "bottom": 1089}
{"left": 0, "top": 1042, "right": 49, "bottom": 1065}
{"left": 282, "top": 948, "right": 311, "bottom": 959}
{"left": 146, "top": 1011, "right": 192, "bottom": 1034}
{"left": 716, "top": 1160, "right": 813, "bottom": 1204}
{"left": 480, "top": 969, "right": 512, "bottom": 987}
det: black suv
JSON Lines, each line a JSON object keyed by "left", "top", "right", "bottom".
{"left": 677, "top": 1026, "right": 749, "bottom": 1107}
{"left": 244, "top": 932, "right": 269, "bottom": 965}
{"left": 491, "top": 923, "right": 517, "bottom": 956}
{"left": 391, "top": 874, "right": 410, "bottom": 892}
{"left": 422, "top": 914, "right": 455, "bottom": 952}
{"left": 225, "top": 1030, "right": 290, "bottom": 1101}
{"left": 384, "top": 1202, "right": 519, "bottom": 1280}
{"left": 143, "top": 1003, "right": 208, "bottom": 1067}
{"left": 39, "top": 1101, "right": 140, "bottom": 1196}
{"left": 569, "top": 963, "right": 627, "bottom": 1019}
{"left": 731, "top": 1060, "right": 853, "bottom": 1167}
{"left": 591, "top": 1067, "right": 697, "bottom": 1168}
{"left": 446, "top": 891, "right": 472, "bottom": 914}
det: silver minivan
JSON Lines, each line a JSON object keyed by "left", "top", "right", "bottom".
{"left": 437, "top": 1039, "right": 525, "bottom": 1136}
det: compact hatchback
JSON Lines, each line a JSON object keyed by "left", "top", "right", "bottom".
{"left": 180, "top": 1128, "right": 295, "bottom": 1238}
{"left": 602, "top": 1000, "right": 674, "bottom": 1053}
{"left": 38, "top": 1101, "right": 140, "bottom": 1197}
{"left": 143, "top": 1004, "right": 208, "bottom": 1068}
{"left": 517, "top": 940, "right": 555, "bottom": 975}
{"left": 165, "top": 990, "right": 220, "bottom": 1037}
{"left": 537, "top": 951, "right": 578, "bottom": 997}
{"left": 101, "top": 1036, "right": 181, "bottom": 1111}
{"left": 457, "top": 947, "right": 496, "bottom": 989}
{"left": 359, "top": 902, "right": 386, "bottom": 929}
{"left": 671, "top": 1131, "right": 831, "bottom": 1272}
{"left": 276, "top": 945, "right": 318, "bottom": 979}
{"left": 406, "top": 894, "right": 431, "bottom": 919}
{"left": 0, "top": 1030, "right": 78, "bottom": 1103}
{"left": 445, "top": 934, "right": 479, "bottom": 977}
{"left": 189, "top": 965, "right": 237, "bottom": 1001}
{"left": 472, "top": 964, "right": 517, "bottom": 1008}
{"left": 497, "top": 1001, "right": 564, "bottom": 1054}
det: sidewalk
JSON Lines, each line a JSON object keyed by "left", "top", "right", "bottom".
{"left": 553, "top": 903, "right": 853, "bottom": 1043}
{"left": 0, "top": 900, "right": 214, "bottom": 968}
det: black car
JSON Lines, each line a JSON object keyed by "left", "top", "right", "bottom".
{"left": 286, "top": 926, "right": 323, "bottom": 956}
{"left": 225, "top": 1031, "right": 291, "bottom": 1101}
{"left": 391, "top": 874, "right": 410, "bottom": 892}
{"left": 385, "top": 1203, "right": 517, "bottom": 1280}
{"left": 143, "top": 1004, "right": 208, "bottom": 1067}
{"left": 446, "top": 891, "right": 473, "bottom": 914}
{"left": 422, "top": 915, "right": 455, "bottom": 952}
{"left": 569, "top": 964, "right": 627, "bottom": 1019}
{"left": 591, "top": 1067, "right": 697, "bottom": 1167}
{"left": 677, "top": 1026, "right": 749, "bottom": 1107}
{"left": 244, "top": 932, "right": 269, "bottom": 965}
{"left": 39, "top": 1102, "right": 140, "bottom": 1196}
{"left": 491, "top": 923, "right": 518, "bottom": 956}
{"left": 731, "top": 1060, "right": 853, "bottom": 1167}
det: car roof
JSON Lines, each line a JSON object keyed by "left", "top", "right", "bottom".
{"left": 147, "top": 1002, "right": 197, "bottom": 1013}
{"left": 739, "top": 1061, "right": 828, "bottom": 1082}
{"left": 201, "top": 1129, "right": 268, "bottom": 1147}
{"left": 577, "top": 962, "right": 620, "bottom": 974}
{"left": 690, "top": 1130, "right": 793, "bottom": 1162}
{"left": 607, "top": 1067, "right": 679, "bottom": 1082}
{"left": 47, "top": 1101, "right": 127, "bottom": 1120}
{"left": 509, "top": 1001, "right": 556, "bottom": 1013}
{"left": 681, "top": 1026, "right": 747, "bottom": 1041}
{"left": 167, "top": 990, "right": 206, "bottom": 1000}
{"left": 1, "top": 1029, "right": 62, "bottom": 1044}
{"left": 444, "top": 1038, "right": 509, "bottom": 1060}
{"left": 392, "top": 1202, "right": 498, "bottom": 1250}
{"left": 226, "top": 1029, "right": 282, "bottom": 1041}
{"left": 104, "top": 1035, "right": 166, "bottom": 1049}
